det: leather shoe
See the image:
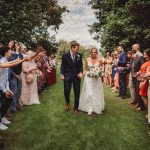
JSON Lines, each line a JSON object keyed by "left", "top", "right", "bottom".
{"left": 74, "top": 109, "right": 79, "bottom": 113}
{"left": 66, "top": 104, "right": 70, "bottom": 112}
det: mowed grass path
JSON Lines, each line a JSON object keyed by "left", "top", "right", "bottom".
{"left": 1, "top": 71, "right": 150, "bottom": 150}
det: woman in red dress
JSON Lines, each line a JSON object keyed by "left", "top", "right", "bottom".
{"left": 34, "top": 47, "right": 49, "bottom": 92}
{"left": 136, "top": 49, "right": 150, "bottom": 108}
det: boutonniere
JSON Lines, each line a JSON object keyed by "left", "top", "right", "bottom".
{"left": 76, "top": 54, "right": 80, "bottom": 61}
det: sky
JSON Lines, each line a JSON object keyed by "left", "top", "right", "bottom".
{"left": 52, "top": 0, "right": 100, "bottom": 48}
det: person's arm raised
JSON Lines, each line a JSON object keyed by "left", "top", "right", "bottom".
{"left": 0, "top": 58, "right": 25, "bottom": 68}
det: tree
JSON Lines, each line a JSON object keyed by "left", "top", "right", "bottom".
{"left": 0, "top": 0, "right": 66, "bottom": 50}
{"left": 57, "top": 40, "right": 90, "bottom": 60}
{"left": 89, "top": 0, "right": 150, "bottom": 52}
{"left": 57, "top": 39, "right": 70, "bottom": 57}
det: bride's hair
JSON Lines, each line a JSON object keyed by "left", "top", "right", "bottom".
{"left": 90, "top": 47, "right": 98, "bottom": 54}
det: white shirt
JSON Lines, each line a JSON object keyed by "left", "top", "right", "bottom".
{"left": 0, "top": 57, "right": 10, "bottom": 93}
{"left": 136, "top": 51, "right": 143, "bottom": 57}
{"left": 70, "top": 50, "right": 75, "bottom": 61}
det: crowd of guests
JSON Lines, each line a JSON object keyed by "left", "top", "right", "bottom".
{"left": 101, "top": 44, "right": 150, "bottom": 124}
{"left": 0, "top": 41, "right": 57, "bottom": 131}
{"left": 0, "top": 40, "right": 150, "bottom": 147}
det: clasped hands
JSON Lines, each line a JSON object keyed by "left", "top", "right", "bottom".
{"left": 134, "top": 72, "right": 149, "bottom": 81}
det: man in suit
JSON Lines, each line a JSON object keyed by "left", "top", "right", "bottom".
{"left": 117, "top": 46, "right": 127, "bottom": 99}
{"left": 60, "top": 42, "right": 83, "bottom": 112}
{"left": 131, "top": 44, "right": 145, "bottom": 111}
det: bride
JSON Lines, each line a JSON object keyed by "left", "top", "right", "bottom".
{"left": 79, "top": 47, "right": 105, "bottom": 115}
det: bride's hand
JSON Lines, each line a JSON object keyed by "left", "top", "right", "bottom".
{"left": 60, "top": 74, "right": 65, "bottom": 80}
{"left": 78, "top": 73, "right": 83, "bottom": 78}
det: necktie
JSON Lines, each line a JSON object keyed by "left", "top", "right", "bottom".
{"left": 72, "top": 54, "right": 75, "bottom": 62}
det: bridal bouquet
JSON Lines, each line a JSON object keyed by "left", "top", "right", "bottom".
{"left": 87, "top": 66, "right": 102, "bottom": 78}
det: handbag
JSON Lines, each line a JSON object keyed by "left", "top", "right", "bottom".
{"left": 25, "top": 73, "right": 34, "bottom": 84}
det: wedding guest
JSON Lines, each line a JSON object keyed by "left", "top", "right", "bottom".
{"left": 9, "top": 42, "right": 23, "bottom": 113}
{"left": 20, "top": 51, "right": 40, "bottom": 105}
{"left": 145, "top": 66, "right": 150, "bottom": 124}
{"left": 35, "top": 47, "right": 48, "bottom": 92}
{"left": 21, "top": 45, "right": 28, "bottom": 58}
{"left": 125, "top": 52, "right": 131, "bottom": 87}
{"left": 105, "top": 52, "right": 113, "bottom": 87}
{"left": 116, "top": 46, "right": 127, "bottom": 99}
{"left": 127, "top": 51, "right": 136, "bottom": 104}
{"left": 48, "top": 55, "right": 57, "bottom": 85}
{"left": 112, "top": 51, "right": 119, "bottom": 93}
{"left": 0, "top": 46, "right": 13, "bottom": 130}
{"left": 131, "top": 44, "right": 145, "bottom": 111}
{"left": 101, "top": 56, "right": 106, "bottom": 83}
{"left": 0, "top": 58, "right": 25, "bottom": 68}
{"left": 8, "top": 40, "right": 16, "bottom": 51}
{"left": 136, "top": 49, "right": 150, "bottom": 109}
{"left": 103, "top": 58, "right": 107, "bottom": 85}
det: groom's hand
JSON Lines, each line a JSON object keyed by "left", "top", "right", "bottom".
{"left": 60, "top": 74, "right": 65, "bottom": 80}
{"left": 78, "top": 73, "right": 83, "bottom": 78}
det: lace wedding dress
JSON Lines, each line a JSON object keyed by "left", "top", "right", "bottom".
{"left": 79, "top": 60, "right": 105, "bottom": 115}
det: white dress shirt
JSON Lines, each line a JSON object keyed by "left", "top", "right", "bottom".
{"left": 136, "top": 51, "right": 143, "bottom": 57}
{"left": 0, "top": 57, "right": 10, "bottom": 93}
{"left": 70, "top": 51, "right": 75, "bottom": 61}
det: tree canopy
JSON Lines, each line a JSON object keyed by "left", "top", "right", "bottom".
{"left": 57, "top": 39, "right": 90, "bottom": 59}
{"left": 89, "top": 0, "right": 150, "bottom": 52}
{"left": 0, "top": 0, "right": 66, "bottom": 52}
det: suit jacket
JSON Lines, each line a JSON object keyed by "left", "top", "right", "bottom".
{"left": 117, "top": 51, "right": 127, "bottom": 74}
{"left": 60, "top": 51, "right": 83, "bottom": 80}
{"left": 131, "top": 51, "right": 145, "bottom": 76}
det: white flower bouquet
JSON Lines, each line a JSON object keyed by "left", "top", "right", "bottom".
{"left": 87, "top": 66, "right": 102, "bottom": 78}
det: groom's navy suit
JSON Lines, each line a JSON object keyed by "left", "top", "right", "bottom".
{"left": 61, "top": 51, "right": 83, "bottom": 109}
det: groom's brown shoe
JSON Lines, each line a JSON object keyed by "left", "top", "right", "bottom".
{"left": 66, "top": 104, "right": 70, "bottom": 111}
{"left": 74, "top": 109, "right": 79, "bottom": 113}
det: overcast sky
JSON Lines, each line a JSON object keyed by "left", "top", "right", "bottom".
{"left": 52, "top": 0, "right": 100, "bottom": 48}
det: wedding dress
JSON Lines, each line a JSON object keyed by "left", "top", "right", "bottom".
{"left": 79, "top": 59, "right": 105, "bottom": 115}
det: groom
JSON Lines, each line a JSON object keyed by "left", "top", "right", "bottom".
{"left": 60, "top": 42, "right": 83, "bottom": 113}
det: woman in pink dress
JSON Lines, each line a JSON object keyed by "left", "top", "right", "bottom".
{"left": 20, "top": 51, "right": 40, "bottom": 105}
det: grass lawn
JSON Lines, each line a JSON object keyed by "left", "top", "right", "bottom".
{"left": 1, "top": 70, "right": 150, "bottom": 150}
